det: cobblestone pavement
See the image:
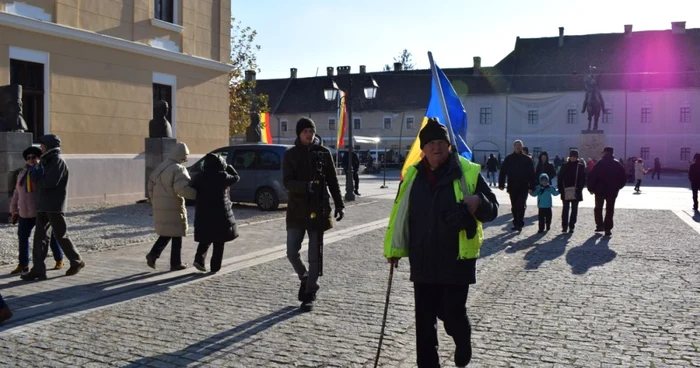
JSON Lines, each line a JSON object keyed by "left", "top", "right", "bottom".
{"left": 1, "top": 198, "right": 699, "bottom": 367}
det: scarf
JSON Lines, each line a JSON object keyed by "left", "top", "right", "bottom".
{"left": 18, "top": 167, "right": 35, "bottom": 193}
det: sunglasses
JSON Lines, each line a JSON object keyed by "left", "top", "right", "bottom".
{"left": 26, "top": 155, "right": 38, "bottom": 160}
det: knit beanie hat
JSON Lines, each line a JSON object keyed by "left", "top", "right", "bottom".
{"left": 419, "top": 118, "right": 450, "bottom": 149}
{"left": 296, "top": 117, "right": 316, "bottom": 136}
{"left": 22, "top": 146, "right": 42, "bottom": 160}
{"left": 569, "top": 149, "right": 579, "bottom": 158}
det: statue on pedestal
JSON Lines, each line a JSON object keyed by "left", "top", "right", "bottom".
{"left": 245, "top": 112, "right": 262, "bottom": 143}
{"left": 0, "top": 85, "right": 29, "bottom": 133}
{"left": 149, "top": 100, "right": 172, "bottom": 138}
{"left": 581, "top": 66, "right": 606, "bottom": 131}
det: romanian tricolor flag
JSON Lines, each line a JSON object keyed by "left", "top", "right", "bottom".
{"left": 400, "top": 54, "right": 472, "bottom": 179}
{"left": 336, "top": 91, "right": 347, "bottom": 148}
{"left": 260, "top": 112, "right": 273, "bottom": 144}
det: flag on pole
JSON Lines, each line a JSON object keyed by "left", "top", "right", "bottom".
{"left": 260, "top": 113, "right": 273, "bottom": 144}
{"left": 400, "top": 58, "right": 472, "bottom": 179}
{"left": 337, "top": 91, "right": 347, "bottom": 148}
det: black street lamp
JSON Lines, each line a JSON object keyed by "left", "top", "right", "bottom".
{"left": 324, "top": 76, "right": 379, "bottom": 201}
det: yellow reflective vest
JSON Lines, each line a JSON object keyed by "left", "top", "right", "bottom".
{"left": 383, "top": 156, "right": 484, "bottom": 260}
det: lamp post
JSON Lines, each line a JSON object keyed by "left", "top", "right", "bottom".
{"left": 324, "top": 76, "right": 379, "bottom": 202}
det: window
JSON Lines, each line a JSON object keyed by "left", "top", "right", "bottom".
{"left": 680, "top": 107, "right": 691, "bottom": 123}
{"left": 528, "top": 110, "right": 539, "bottom": 125}
{"left": 353, "top": 117, "right": 361, "bottom": 130}
{"left": 479, "top": 107, "right": 492, "bottom": 124}
{"left": 641, "top": 107, "right": 651, "bottom": 123}
{"left": 232, "top": 150, "right": 257, "bottom": 170}
{"left": 603, "top": 108, "right": 613, "bottom": 124}
{"left": 681, "top": 147, "right": 691, "bottom": 161}
{"left": 154, "top": 0, "right": 174, "bottom": 23}
{"left": 281, "top": 120, "right": 288, "bottom": 132}
{"left": 383, "top": 117, "right": 392, "bottom": 130}
{"left": 405, "top": 117, "right": 415, "bottom": 130}
{"left": 532, "top": 147, "right": 542, "bottom": 159}
{"left": 640, "top": 147, "right": 650, "bottom": 160}
{"left": 567, "top": 109, "right": 577, "bottom": 124}
{"left": 328, "top": 118, "right": 336, "bottom": 131}
{"left": 258, "top": 150, "right": 281, "bottom": 170}
{"left": 10, "top": 59, "right": 45, "bottom": 141}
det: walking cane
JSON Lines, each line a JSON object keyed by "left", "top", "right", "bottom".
{"left": 374, "top": 260, "right": 397, "bottom": 368}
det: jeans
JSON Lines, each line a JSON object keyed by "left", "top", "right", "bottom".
{"left": 561, "top": 200, "right": 579, "bottom": 231}
{"left": 594, "top": 194, "right": 617, "bottom": 232}
{"left": 18, "top": 216, "right": 63, "bottom": 267}
{"left": 32, "top": 212, "right": 82, "bottom": 274}
{"left": 538, "top": 208, "right": 552, "bottom": 231}
{"left": 194, "top": 242, "right": 225, "bottom": 273}
{"left": 286, "top": 228, "right": 322, "bottom": 293}
{"left": 488, "top": 171, "right": 497, "bottom": 186}
{"left": 414, "top": 283, "right": 471, "bottom": 368}
{"left": 148, "top": 236, "right": 182, "bottom": 267}
{"left": 508, "top": 191, "right": 528, "bottom": 229}
{"left": 693, "top": 185, "right": 698, "bottom": 210}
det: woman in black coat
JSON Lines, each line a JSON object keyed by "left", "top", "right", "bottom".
{"left": 191, "top": 153, "right": 240, "bottom": 273}
{"left": 535, "top": 151, "right": 557, "bottom": 182}
{"left": 557, "top": 151, "right": 586, "bottom": 233}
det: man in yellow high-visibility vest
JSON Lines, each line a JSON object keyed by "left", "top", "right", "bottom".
{"left": 384, "top": 118, "right": 499, "bottom": 367}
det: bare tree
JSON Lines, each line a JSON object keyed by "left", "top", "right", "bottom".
{"left": 387, "top": 49, "right": 415, "bottom": 70}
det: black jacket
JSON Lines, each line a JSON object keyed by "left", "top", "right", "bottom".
{"left": 535, "top": 152, "right": 557, "bottom": 181}
{"left": 587, "top": 153, "right": 627, "bottom": 197}
{"left": 486, "top": 157, "right": 498, "bottom": 172}
{"left": 341, "top": 152, "right": 360, "bottom": 171}
{"left": 690, "top": 162, "right": 700, "bottom": 186}
{"left": 191, "top": 154, "right": 240, "bottom": 244}
{"left": 498, "top": 152, "right": 536, "bottom": 193}
{"left": 408, "top": 155, "right": 499, "bottom": 285}
{"left": 557, "top": 160, "right": 586, "bottom": 201}
{"left": 283, "top": 135, "right": 344, "bottom": 231}
{"left": 34, "top": 146, "right": 69, "bottom": 213}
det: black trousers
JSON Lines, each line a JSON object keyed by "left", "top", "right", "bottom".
{"left": 651, "top": 170, "right": 660, "bottom": 179}
{"left": 415, "top": 283, "right": 471, "bottom": 368}
{"left": 561, "top": 200, "right": 579, "bottom": 231}
{"left": 508, "top": 191, "right": 528, "bottom": 229}
{"left": 594, "top": 194, "right": 617, "bottom": 232}
{"left": 353, "top": 170, "right": 360, "bottom": 192}
{"left": 148, "top": 236, "right": 182, "bottom": 267}
{"left": 634, "top": 179, "right": 642, "bottom": 191}
{"left": 194, "top": 242, "right": 225, "bottom": 272}
{"left": 32, "top": 212, "right": 82, "bottom": 274}
{"left": 692, "top": 185, "right": 698, "bottom": 210}
{"left": 538, "top": 208, "right": 552, "bottom": 231}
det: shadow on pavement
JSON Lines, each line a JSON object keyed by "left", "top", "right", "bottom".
{"left": 524, "top": 233, "right": 570, "bottom": 270}
{"left": 505, "top": 232, "right": 544, "bottom": 254}
{"left": 122, "top": 306, "right": 302, "bottom": 367}
{"left": 565, "top": 234, "right": 617, "bottom": 275}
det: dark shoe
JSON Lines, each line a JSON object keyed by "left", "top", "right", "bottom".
{"left": 0, "top": 306, "right": 12, "bottom": 325}
{"left": 562, "top": 229, "right": 568, "bottom": 233}
{"left": 546, "top": 225, "right": 550, "bottom": 231}
{"left": 537, "top": 230, "right": 544, "bottom": 234}
{"left": 595, "top": 228, "right": 604, "bottom": 232}
{"left": 170, "top": 263, "right": 188, "bottom": 271}
{"left": 297, "top": 275, "right": 308, "bottom": 302}
{"left": 65, "top": 260, "right": 86, "bottom": 276}
{"left": 20, "top": 269, "right": 47, "bottom": 281}
{"left": 604, "top": 231, "right": 612, "bottom": 237}
{"left": 569, "top": 229, "right": 574, "bottom": 234}
{"left": 354, "top": 191, "right": 361, "bottom": 196}
{"left": 454, "top": 343, "right": 472, "bottom": 367}
{"left": 193, "top": 261, "right": 207, "bottom": 272}
{"left": 511, "top": 226, "right": 518, "bottom": 231}
{"left": 300, "top": 300, "right": 314, "bottom": 312}
{"left": 145, "top": 254, "right": 156, "bottom": 269}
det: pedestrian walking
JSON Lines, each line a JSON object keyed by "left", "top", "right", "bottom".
{"left": 689, "top": 153, "right": 700, "bottom": 212}
{"left": 9, "top": 146, "right": 64, "bottom": 275}
{"left": 0, "top": 292, "right": 11, "bottom": 325}
{"left": 342, "top": 150, "right": 361, "bottom": 196}
{"left": 634, "top": 159, "right": 647, "bottom": 192}
{"left": 587, "top": 146, "right": 627, "bottom": 236}
{"left": 145, "top": 142, "right": 197, "bottom": 271}
{"left": 190, "top": 153, "right": 240, "bottom": 273}
{"left": 384, "top": 118, "right": 499, "bottom": 368}
{"left": 553, "top": 155, "right": 562, "bottom": 172}
{"left": 498, "top": 140, "right": 536, "bottom": 232}
{"left": 283, "top": 118, "right": 345, "bottom": 311}
{"left": 651, "top": 158, "right": 661, "bottom": 180}
{"left": 21, "top": 135, "right": 86, "bottom": 281}
{"left": 535, "top": 151, "right": 557, "bottom": 182}
{"left": 557, "top": 150, "right": 586, "bottom": 233}
{"left": 530, "top": 173, "right": 559, "bottom": 233}
{"left": 486, "top": 153, "right": 498, "bottom": 186}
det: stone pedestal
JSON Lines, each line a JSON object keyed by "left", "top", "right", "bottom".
{"left": 145, "top": 137, "right": 177, "bottom": 199}
{"left": 0, "top": 132, "right": 33, "bottom": 223}
{"left": 579, "top": 130, "right": 606, "bottom": 161}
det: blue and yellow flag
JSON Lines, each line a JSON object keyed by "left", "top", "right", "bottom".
{"left": 401, "top": 61, "right": 472, "bottom": 179}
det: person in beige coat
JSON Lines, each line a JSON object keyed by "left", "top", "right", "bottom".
{"left": 145, "top": 142, "right": 197, "bottom": 271}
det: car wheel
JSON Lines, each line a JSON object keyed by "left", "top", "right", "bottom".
{"left": 256, "top": 187, "right": 279, "bottom": 211}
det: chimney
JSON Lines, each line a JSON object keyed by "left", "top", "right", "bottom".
{"left": 360, "top": 65, "right": 366, "bottom": 74}
{"left": 393, "top": 62, "right": 402, "bottom": 71}
{"left": 558, "top": 27, "right": 564, "bottom": 47}
{"left": 624, "top": 24, "right": 633, "bottom": 34}
{"left": 290, "top": 68, "right": 297, "bottom": 79}
{"left": 337, "top": 66, "right": 351, "bottom": 75}
{"left": 244, "top": 70, "right": 256, "bottom": 82}
{"left": 473, "top": 56, "right": 481, "bottom": 76}
{"left": 671, "top": 21, "right": 686, "bottom": 34}
{"left": 326, "top": 67, "right": 334, "bottom": 77}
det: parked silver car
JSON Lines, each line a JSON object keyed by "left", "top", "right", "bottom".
{"left": 187, "top": 144, "right": 292, "bottom": 210}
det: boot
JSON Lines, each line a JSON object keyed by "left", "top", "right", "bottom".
{"left": 297, "top": 275, "right": 308, "bottom": 302}
{"left": 53, "top": 259, "right": 64, "bottom": 270}
{"left": 20, "top": 269, "right": 47, "bottom": 281}
{"left": 454, "top": 341, "right": 472, "bottom": 367}
{"left": 145, "top": 253, "right": 156, "bottom": 269}
{"left": 0, "top": 306, "right": 12, "bottom": 325}
{"left": 10, "top": 265, "right": 28, "bottom": 275}
{"left": 65, "top": 260, "right": 86, "bottom": 276}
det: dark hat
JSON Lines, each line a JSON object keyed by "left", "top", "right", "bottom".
{"left": 569, "top": 149, "right": 579, "bottom": 158}
{"left": 603, "top": 146, "right": 614, "bottom": 154}
{"left": 296, "top": 117, "right": 316, "bottom": 136}
{"left": 39, "top": 134, "right": 61, "bottom": 149}
{"left": 22, "top": 146, "right": 42, "bottom": 160}
{"left": 419, "top": 117, "right": 450, "bottom": 149}
{"left": 694, "top": 153, "right": 700, "bottom": 162}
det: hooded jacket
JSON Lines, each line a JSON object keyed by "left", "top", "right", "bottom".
{"left": 148, "top": 142, "right": 197, "bottom": 237}
{"left": 530, "top": 173, "right": 559, "bottom": 208}
{"left": 191, "top": 154, "right": 240, "bottom": 243}
{"left": 33, "top": 135, "right": 69, "bottom": 213}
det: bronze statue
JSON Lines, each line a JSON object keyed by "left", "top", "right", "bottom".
{"left": 245, "top": 112, "right": 262, "bottom": 143}
{"left": 148, "top": 100, "right": 172, "bottom": 138}
{"left": 581, "top": 66, "right": 606, "bottom": 131}
{"left": 0, "top": 85, "right": 29, "bottom": 133}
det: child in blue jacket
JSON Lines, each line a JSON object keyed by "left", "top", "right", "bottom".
{"left": 531, "top": 173, "right": 560, "bottom": 232}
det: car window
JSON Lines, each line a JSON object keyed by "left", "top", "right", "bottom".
{"left": 258, "top": 150, "right": 281, "bottom": 170}
{"left": 232, "top": 150, "right": 257, "bottom": 170}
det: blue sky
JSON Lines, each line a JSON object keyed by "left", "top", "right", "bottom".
{"left": 232, "top": 0, "right": 696, "bottom": 79}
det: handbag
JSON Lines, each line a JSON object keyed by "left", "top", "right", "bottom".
{"left": 564, "top": 164, "right": 579, "bottom": 201}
